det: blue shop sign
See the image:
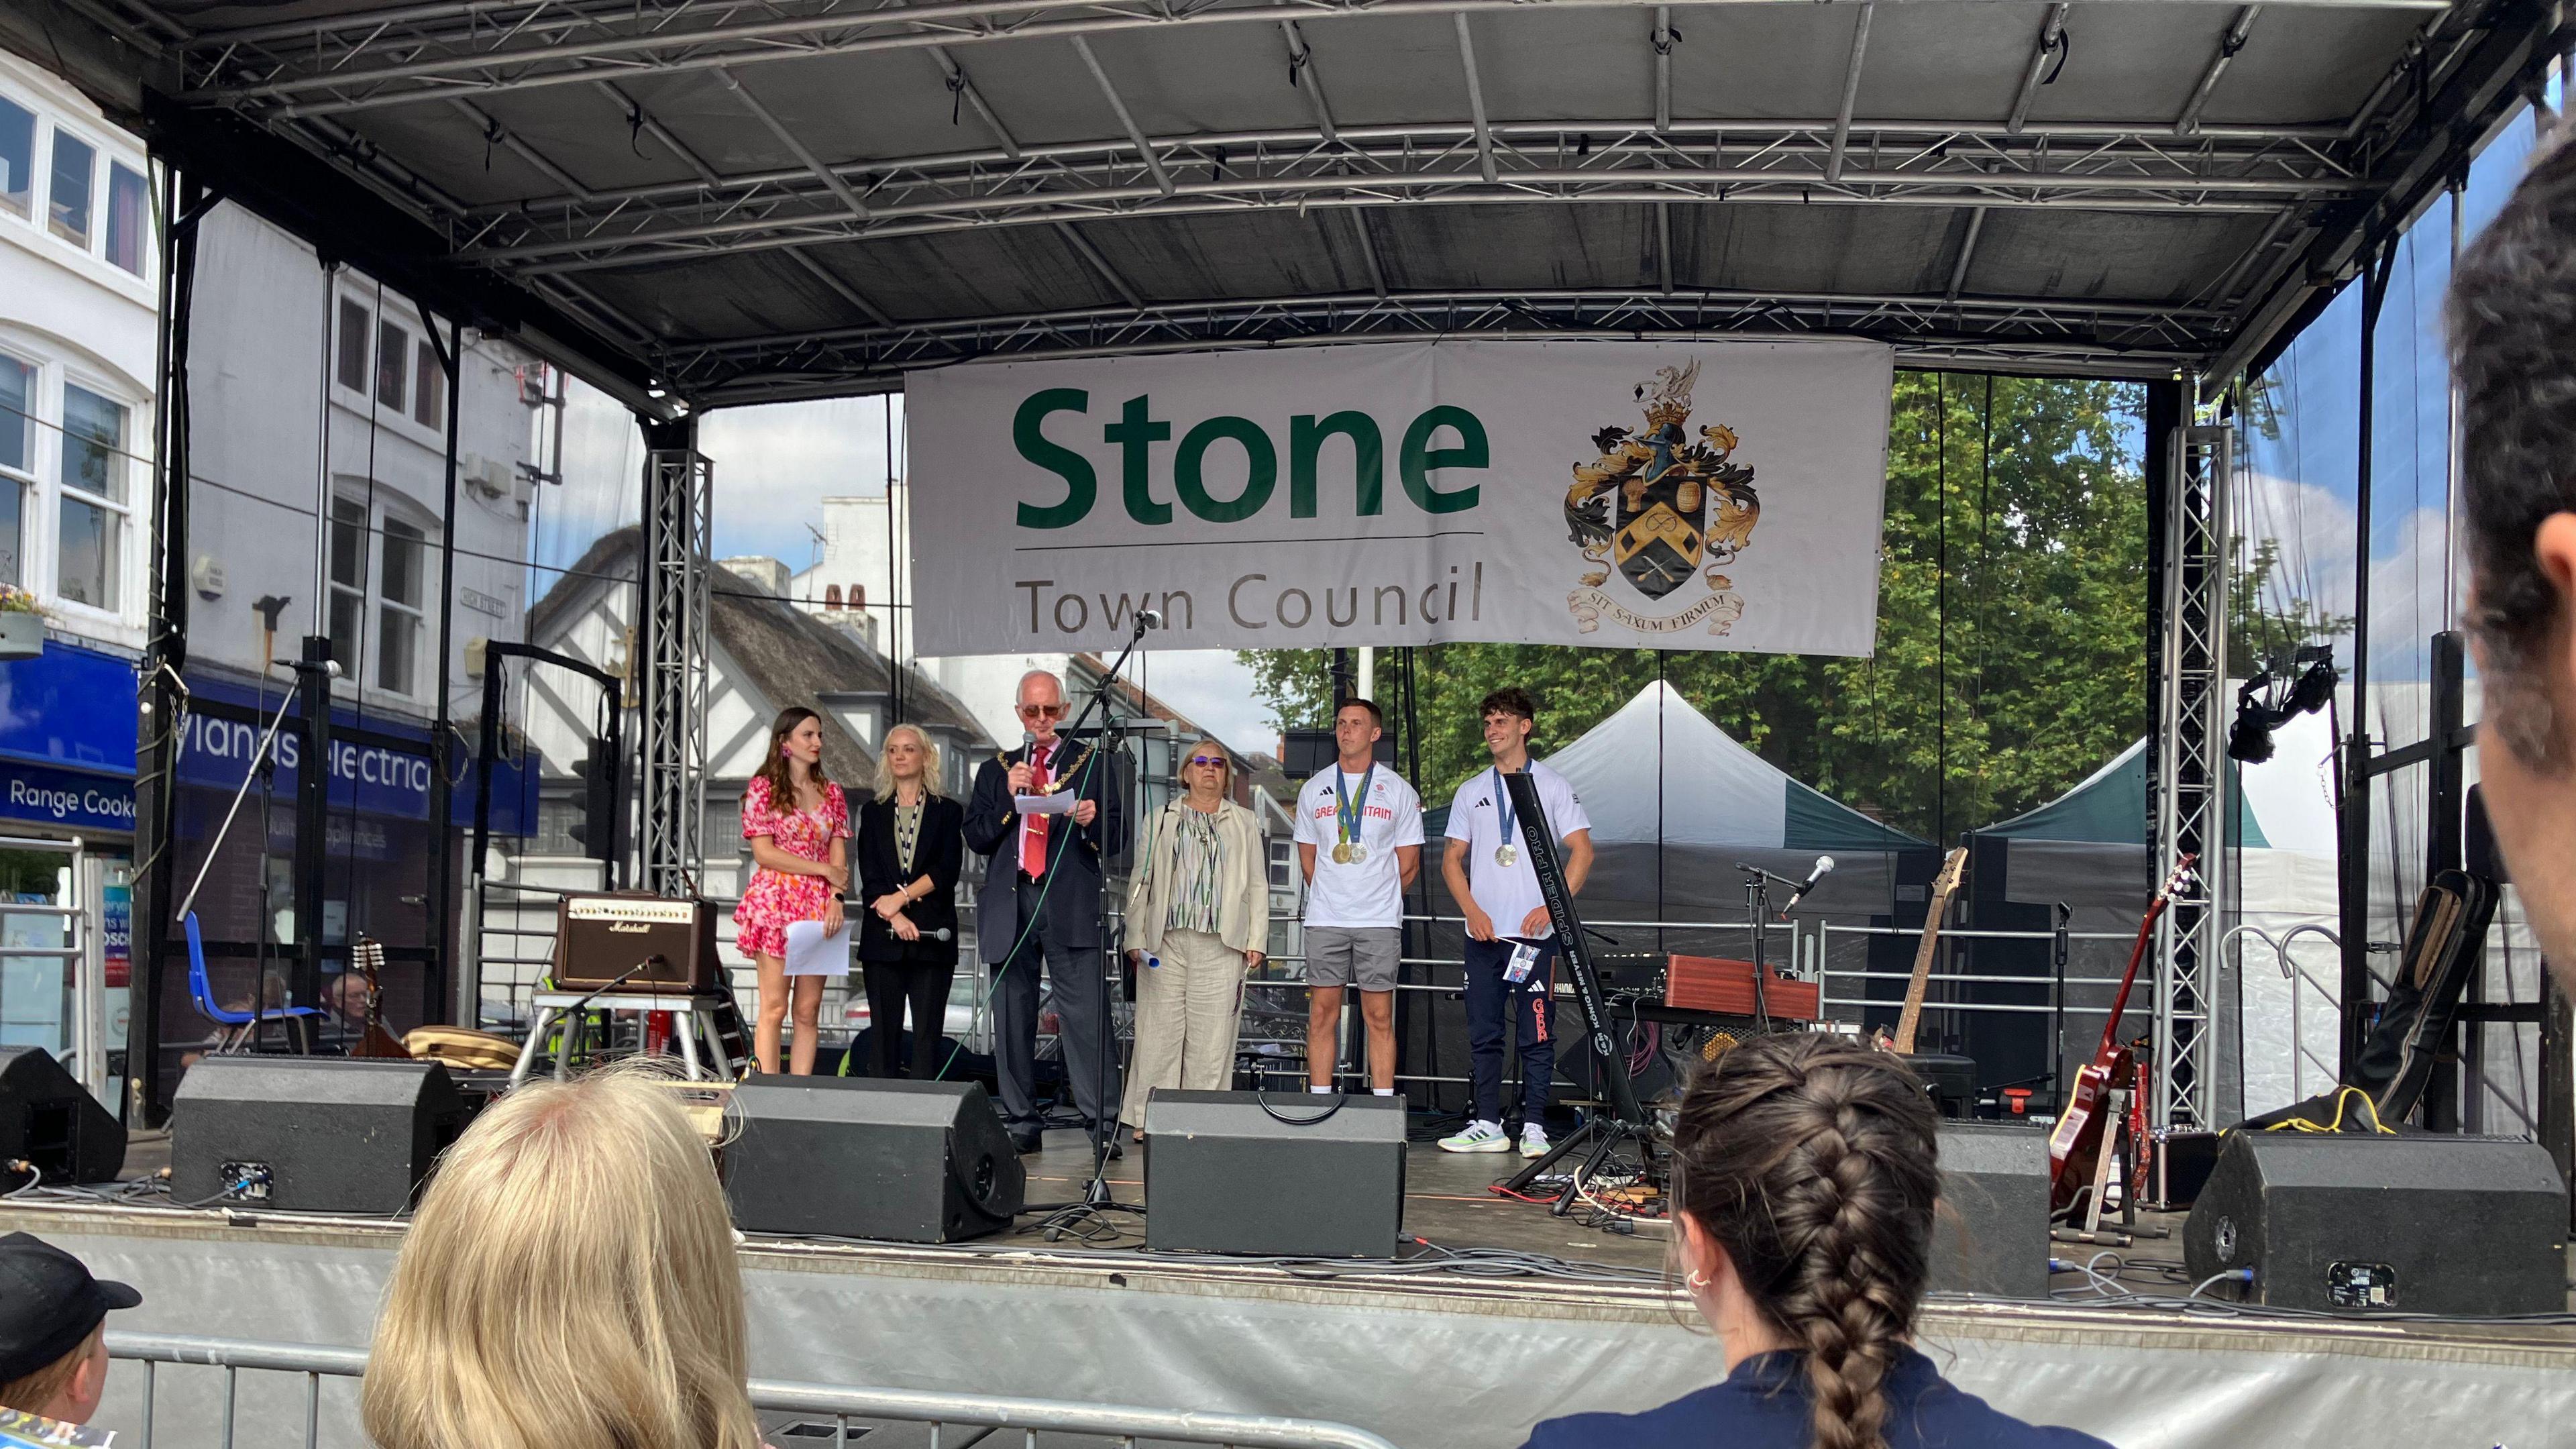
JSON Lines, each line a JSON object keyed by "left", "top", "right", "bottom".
{"left": 0, "top": 760, "right": 135, "bottom": 833}
{"left": 0, "top": 642, "right": 138, "bottom": 775}
{"left": 176, "top": 674, "right": 535, "bottom": 835}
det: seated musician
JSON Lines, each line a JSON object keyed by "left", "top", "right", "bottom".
{"left": 1521, "top": 1034, "right": 2114, "bottom": 1449}
{"left": 2451, "top": 127, "right": 2576, "bottom": 983}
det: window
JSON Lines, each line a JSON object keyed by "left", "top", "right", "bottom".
{"left": 329, "top": 497, "right": 436, "bottom": 697}
{"left": 0, "top": 98, "right": 30, "bottom": 221}
{"left": 46, "top": 131, "right": 91, "bottom": 248}
{"left": 103, "top": 162, "right": 145, "bottom": 275}
{"left": 56, "top": 384, "right": 123, "bottom": 610}
{"left": 1268, "top": 836, "right": 1295, "bottom": 892}
{"left": 412, "top": 339, "right": 442, "bottom": 427}
{"left": 336, "top": 299, "right": 370, "bottom": 392}
{"left": 374, "top": 317, "right": 405, "bottom": 412}
{"left": 0, "top": 354, "right": 30, "bottom": 587}
{"left": 327, "top": 497, "right": 366, "bottom": 666}
{"left": 377, "top": 518, "right": 423, "bottom": 694}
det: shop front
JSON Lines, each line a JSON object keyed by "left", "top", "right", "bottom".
{"left": 0, "top": 641, "right": 140, "bottom": 1118}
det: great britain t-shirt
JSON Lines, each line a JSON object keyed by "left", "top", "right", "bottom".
{"left": 1443, "top": 761, "right": 1589, "bottom": 941}
{"left": 1292, "top": 765, "right": 1425, "bottom": 928}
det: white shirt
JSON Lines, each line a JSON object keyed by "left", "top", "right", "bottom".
{"left": 1444, "top": 761, "right": 1591, "bottom": 941}
{"left": 1293, "top": 763, "right": 1426, "bottom": 928}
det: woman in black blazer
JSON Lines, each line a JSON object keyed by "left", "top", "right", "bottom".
{"left": 853, "top": 724, "right": 965, "bottom": 1080}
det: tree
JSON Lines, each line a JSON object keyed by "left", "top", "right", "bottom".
{"left": 1243, "top": 374, "right": 2321, "bottom": 841}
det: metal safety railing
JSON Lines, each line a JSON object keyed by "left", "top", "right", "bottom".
{"left": 2224, "top": 922, "right": 2342, "bottom": 1102}
{"left": 103, "top": 1331, "right": 1398, "bottom": 1449}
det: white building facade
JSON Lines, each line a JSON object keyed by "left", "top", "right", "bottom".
{"left": 0, "top": 51, "right": 159, "bottom": 1112}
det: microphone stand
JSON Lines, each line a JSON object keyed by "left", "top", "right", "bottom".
{"left": 1733, "top": 863, "right": 1808, "bottom": 1031}
{"left": 1032, "top": 611, "right": 1157, "bottom": 1241}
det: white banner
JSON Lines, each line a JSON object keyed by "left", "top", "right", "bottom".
{"left": 906, "top": 339, "right": 1892, "bottom": 656}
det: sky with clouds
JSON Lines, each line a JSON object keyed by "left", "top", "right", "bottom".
{"left": 544, "top": 388, "right": 1283, "bottom": 749}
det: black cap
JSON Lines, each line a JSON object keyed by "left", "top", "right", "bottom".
{"left": 0, "top": 1234, "right": 138, "bottom": 1383}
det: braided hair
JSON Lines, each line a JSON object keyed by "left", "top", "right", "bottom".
{"left": 1670, "top": 1033, "right": 1941, "bottom": 1449}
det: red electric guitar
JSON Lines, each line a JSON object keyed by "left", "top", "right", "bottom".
{"left": 2046, "top": 853, "right": 2196, "bottom": 1215}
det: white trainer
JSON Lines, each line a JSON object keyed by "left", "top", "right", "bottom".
{"left": 1520, "top": 1126, "right": 1550, "bottom": 1159}
{"left": 1438, "top": 1120, "right": 1510, "bottom": 1152}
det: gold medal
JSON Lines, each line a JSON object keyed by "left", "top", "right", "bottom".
{"left": 1332, "top": 842, "right": 1352, "bottom": 865}
{"left": 1495, "top": 844, "right": 1517, "bottom": 867}
{"left": 1349, "top": 843, "right": 1368, "bottom": 863}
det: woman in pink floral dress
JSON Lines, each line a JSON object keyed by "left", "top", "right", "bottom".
{"left": 737, "top": 707, "right": 850, "bottom": 1074}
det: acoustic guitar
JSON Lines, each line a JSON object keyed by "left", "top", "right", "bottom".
{"left": 2045, "top": 854, "right": 2196, "bottom": 1214}
{"left": 348, "top": 936, "right": 411, "bottom": 1060}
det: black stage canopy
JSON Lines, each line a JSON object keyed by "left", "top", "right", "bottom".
{"left": 9, "top": 0, "right": 2566, "bottom": 409}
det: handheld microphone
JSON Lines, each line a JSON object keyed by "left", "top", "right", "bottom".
{"left": 928, "top": 928, "right": 954, "bottom": 943}
{"left": 1778, "top": 855, "right": 1836, "bottom": 918}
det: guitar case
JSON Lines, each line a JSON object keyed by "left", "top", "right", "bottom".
{"left": 2236, "top": 869, "right": 2496, "bottom": 1133}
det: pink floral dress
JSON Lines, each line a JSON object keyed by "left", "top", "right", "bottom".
{"left": 734, "top": 775, "right": 851, "bottom": 958}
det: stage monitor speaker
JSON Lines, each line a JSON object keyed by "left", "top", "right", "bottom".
{"left": 1931, "top": 1122, "right": 2049, "bottom": 1298}
{"left": 2183, "top": 1132, "right": 2567, "bottom": 1314}
{"left": 723, "top": 1077, "right": 1022, "bottom": 1243}
{"left": 0, "top": 1047, "right": 123, "bottom": 1184}
{"left": 171, "top": 1057, "right": 469, "bottom": 1214}
{"left": 1144, "top": 1090, "right": 1405, "bottom": 1258}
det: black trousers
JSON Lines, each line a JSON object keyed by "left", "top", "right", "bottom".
{"left": 862, "top": 959, "right": 956, "bottom": 1080}
{"left": 991, "top": 874, "right": 1119, "bottom": 1133}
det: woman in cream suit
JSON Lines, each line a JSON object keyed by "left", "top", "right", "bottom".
{"left": 1120, "top": 739, "right": 1269, "bottom": 1137}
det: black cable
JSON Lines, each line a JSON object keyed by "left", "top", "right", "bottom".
{"left": 1254, "top": 1088, "right": 1345, "bottom": 1125}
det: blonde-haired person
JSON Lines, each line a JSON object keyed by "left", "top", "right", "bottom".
{"left": 1119, "top": 741, "right": 1267, "bottom": 1138}
{"left": 1519, "top": 1034, "right": 2112, "bottom": 1449}
{"left": 855, "top": 724, "right": 965, "bottom": 1079}
{"left": 361, "top": 1067, "right": 761, "bottom": 1449}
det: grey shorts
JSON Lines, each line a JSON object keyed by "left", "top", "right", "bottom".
{"left": 1305, "top": 926, "right": 1402, "bottom": 991}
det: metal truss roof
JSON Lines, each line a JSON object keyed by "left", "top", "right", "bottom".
{"left": 40, "top": 0, "right": 2571, "bottom": 407}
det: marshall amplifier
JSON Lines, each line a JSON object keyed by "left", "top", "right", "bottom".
{"left": 555, "top": 892, "right": 724, "bottom": 992}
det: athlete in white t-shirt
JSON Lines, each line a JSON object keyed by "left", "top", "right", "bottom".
{"left": 1293, "top": 698, "right": 1425, "bottom": 1096}
{"left": 1439, "top": 687, "right": 1593, "bottom": 1157}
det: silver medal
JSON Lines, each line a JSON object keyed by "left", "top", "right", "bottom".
{"left": 1495, "top": 844, "right": 1517, "bottom": 867}
{"left": 1349, "top": 843, "right": 1368, "bottom": 863}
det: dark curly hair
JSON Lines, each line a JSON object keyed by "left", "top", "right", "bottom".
{"left": 1670, "top": 1034, "right": 1940, "bottom": 1449}
{"left": 2450, "top": 125, "right": 2576, "bottom": 770}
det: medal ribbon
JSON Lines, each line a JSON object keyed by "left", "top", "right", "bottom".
{"left": 1334, "top": 761, "right": 1375, "bottom": 850}
{"left": 1491, "top": 767, "right": 1517, "bottom": 854}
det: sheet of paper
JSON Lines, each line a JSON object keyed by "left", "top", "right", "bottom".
{"left": 1013, "top": 792, "right": 1076, "bottom": 816}
{"left": 782, "top": 917, "right": 854, "bottom": 977}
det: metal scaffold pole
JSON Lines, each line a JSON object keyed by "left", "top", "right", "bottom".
{"left": 640, "top": 421, "right": 712, "bottom": 898}
{"left": 2153, "top": 414, "right": 2231, "bottom": 1133}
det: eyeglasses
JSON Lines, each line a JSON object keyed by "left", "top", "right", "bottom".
{"left": 1187, "top": 755, "right": 1228, "bottom": 767}
{"left": 1017, "top": 702, "right": 1065, "bottom": 718}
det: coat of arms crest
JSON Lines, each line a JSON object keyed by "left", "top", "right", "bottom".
{"left": 1561, "top": 360, "right": 1758, "bottom": 636}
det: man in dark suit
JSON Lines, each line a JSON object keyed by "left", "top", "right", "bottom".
{"left": 965, "top": 668, "right": 1127, "bottom": 1154}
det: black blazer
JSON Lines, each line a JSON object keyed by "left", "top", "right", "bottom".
{"left": 854, "top": 794, "right": 965, "bottom": 966}
{"left": 964, "top": 736, "right": 1127, "bottom": 964}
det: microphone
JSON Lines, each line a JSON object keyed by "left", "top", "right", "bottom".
{"left": 928, "top": 928, "right": 954, "bottom": 943}
{"left": 1778, "top": 855, "right": 1835, "bottom": 918}
{"left": 1138, "top": 608, "right": 1164, "bottom": 630}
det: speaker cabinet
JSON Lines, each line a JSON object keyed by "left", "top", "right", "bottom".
{"left": 2184, "top": 1132, "right": 2568, "bottom": 1314}
{"left": 172, "top": 1057, "right": 469, "bottom": 1214}
{"left": 0, "top": 1047, "right": 123, "bottom": 1184}
{"left": 723, "top": 1077, "right": 1022, "bottom": 1243}
{"left": 1931, "top": 1122, "right": 2049, "bottom": 1298}
{"left": 1144, "top": 1091, "right": 1406, "bottom": 1258}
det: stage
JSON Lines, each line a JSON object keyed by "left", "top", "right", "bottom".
{"left": 13, "top": 1130, "right": 2573, "bottom": 1449}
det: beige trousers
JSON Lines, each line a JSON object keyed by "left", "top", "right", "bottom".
{"left": 1120, "top": 926, "right": 1246, "bottom": 1127}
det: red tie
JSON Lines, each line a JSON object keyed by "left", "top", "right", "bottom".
{"left": 1020, "top": 741, "right": 1053, "bottom": 877}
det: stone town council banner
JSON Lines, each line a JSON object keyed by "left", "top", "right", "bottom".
{"left": 905, "top": 339, "right": 1893, "bottom": 657}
